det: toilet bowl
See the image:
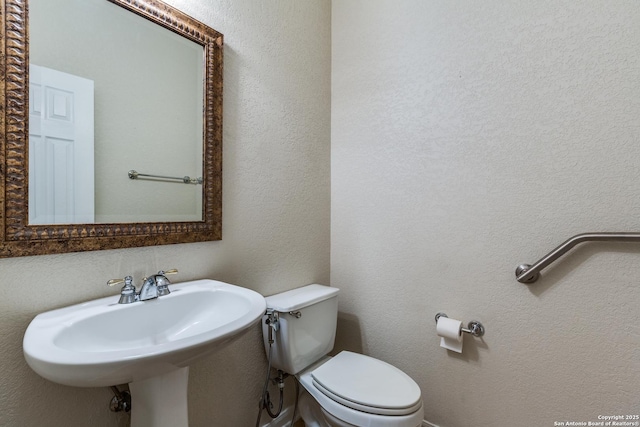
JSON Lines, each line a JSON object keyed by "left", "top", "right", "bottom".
{"left": 262, "top": 285, "right": 423, "bottom": 427}
{"left": 296, "top": 353, "right": 424, "bottom": 427}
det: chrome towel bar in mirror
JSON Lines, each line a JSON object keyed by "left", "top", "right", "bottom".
{"left": 128, "top": 170, "right": 203, "bottom": 185}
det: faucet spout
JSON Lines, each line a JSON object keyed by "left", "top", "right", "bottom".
{"left": 138, "top": 276, "right": 159, "bottom": 301}
{"left": 138, "top": 269, "right": 178, "bottom": 301}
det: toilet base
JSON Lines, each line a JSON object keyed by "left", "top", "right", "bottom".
{"left": 298, "top": 387, "right": 422, "bottom": 427}
{"left": 298, "top": 388, "right": 355, "bottom": 427}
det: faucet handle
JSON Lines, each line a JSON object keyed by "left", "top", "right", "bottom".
{"left": 108, "top": 276, "right": 135, "bottom": 287}
{"left": 107, "top": 278, "right": 125, "bottom": 287}
{"left": 156, "top": 269, "right": 178, "bottom": 297}
{"left": 107, "top": 276, "right": 137, "bottom": 304}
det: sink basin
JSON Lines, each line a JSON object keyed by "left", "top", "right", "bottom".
{"left": 23, "top": 279, "right": 266, "bottom": 427}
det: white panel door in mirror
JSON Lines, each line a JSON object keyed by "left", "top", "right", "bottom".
{"left": 29, "top": 64, "right": 95, "bottom": 224}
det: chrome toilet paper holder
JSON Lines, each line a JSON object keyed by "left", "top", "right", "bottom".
{"left": 435, "top": 313, "right": 485, "bottom": 337}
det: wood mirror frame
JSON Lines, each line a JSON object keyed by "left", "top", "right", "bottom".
{"left": 0, "top": 0, "right": 222, "bottom": 258}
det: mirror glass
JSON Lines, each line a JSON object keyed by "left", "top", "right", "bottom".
{"left": 0, "top": 0, "right": 222, "bottom": 258}
{"left": 28, "top": 0, "right": 204, "bottom": 224}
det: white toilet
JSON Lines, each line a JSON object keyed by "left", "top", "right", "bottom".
{"left": 262, "top": 284, "right": 424, "bottom": 427}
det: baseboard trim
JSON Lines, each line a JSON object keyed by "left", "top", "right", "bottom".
{"left": 264, "top": 409, "right": 438, "bottom": 427}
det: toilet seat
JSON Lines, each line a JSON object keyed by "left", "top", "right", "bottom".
{"left": 310, "top": 351, "right": 422, "bottom": 416}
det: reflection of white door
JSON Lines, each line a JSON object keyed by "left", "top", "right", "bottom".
{"left": 29, "top": 64, "right": 94, "bottom": 224}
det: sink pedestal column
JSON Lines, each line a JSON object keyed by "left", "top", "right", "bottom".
{"left": 129, "top": 367, "right": 189, "bottom": 427}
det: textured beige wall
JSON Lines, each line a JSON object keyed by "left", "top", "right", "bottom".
{"left": 0, "top": 0, "right": 331, "bottom": 425}
{"left": 331, "top": 1, "right": 640, "bottom": 427}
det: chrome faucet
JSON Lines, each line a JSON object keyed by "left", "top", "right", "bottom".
{"left": 107, "top": 269, "right": 178, "bottom": 304}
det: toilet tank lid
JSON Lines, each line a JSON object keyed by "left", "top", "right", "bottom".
{"left": 265, "top": 284, "right": 339, "bottom": 312}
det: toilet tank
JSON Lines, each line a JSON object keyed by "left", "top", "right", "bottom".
{"left": 263, "top": 284, "right": 340, "bottom": 375}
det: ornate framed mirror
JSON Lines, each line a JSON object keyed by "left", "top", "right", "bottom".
{"left": 0, "top": 0, "right": 223, "bottom": 257}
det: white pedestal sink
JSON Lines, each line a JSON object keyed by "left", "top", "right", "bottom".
{"left": 23, "top": 279, "right": 266, "bottom": 427}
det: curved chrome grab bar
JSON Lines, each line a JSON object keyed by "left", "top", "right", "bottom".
{"left": 516, "top": 232, "right": 640, "bottom": 283}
